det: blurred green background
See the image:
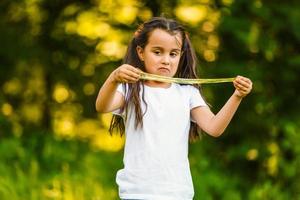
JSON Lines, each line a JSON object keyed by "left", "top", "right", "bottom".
{"left": 0, "top": 0, "right": 300, "bottom": 199}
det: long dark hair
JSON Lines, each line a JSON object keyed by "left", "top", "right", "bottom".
{"left": 109, "top": 17, "right": 203, "bottom": 141}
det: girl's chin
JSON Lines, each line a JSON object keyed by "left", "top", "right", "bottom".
{"left": 156, "top": 69, "right": 172, "bottom": 76}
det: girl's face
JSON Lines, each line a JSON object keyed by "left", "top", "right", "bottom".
{"left": 137, "top": 29, "right": 182, "bottom": 82}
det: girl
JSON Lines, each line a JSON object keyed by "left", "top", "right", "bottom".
{"left": 96, "top": 17, "right": 252, "bottom": 200}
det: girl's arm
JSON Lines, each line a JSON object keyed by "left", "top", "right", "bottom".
{"left": 191, "top": 76, "right": 253, "bottom": 137}
{"left": 95, "top": 64, "right": 140, "bottom": 113}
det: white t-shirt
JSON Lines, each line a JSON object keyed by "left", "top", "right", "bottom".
{"left": 114, "top": 83, "right": 207, "bottom": 200}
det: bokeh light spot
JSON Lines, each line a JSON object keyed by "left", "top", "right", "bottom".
{"left": 83, "top": 83, "right": 95, "bottom": 96}
{"left": 246, "top": 148, "right": 258, "bottom": 160}
{"left": 2, "top": 103, "right": 13, "bottom": 116}
{"left": 175, "top": 5, "right": 207, "bottom": 25}
{"left": 53, "top": 84, "right": 70, "bottom": 103}
{"left": 203, "top": 50, "right": 216, "bottom": 62}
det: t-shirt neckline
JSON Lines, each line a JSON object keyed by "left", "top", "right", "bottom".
{"left": 143, "top": 83, "right": 173, "bottom": 90}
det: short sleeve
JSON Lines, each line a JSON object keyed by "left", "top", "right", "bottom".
{"left": 189, "top": 86, "right": 207, "bottom": 110}
{"left": 116, "top": 83, "right": 125, "bottom": 96}
{"left": 112, "top": 83, "right": 126, "bottom": 117}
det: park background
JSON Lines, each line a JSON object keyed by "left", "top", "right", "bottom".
{"left": 0, "top": 0, "right": 300, "bottom": 199}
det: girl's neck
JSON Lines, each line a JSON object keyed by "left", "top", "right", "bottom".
{"left": 144, "top": 80, "right": 172, "bottom": 88}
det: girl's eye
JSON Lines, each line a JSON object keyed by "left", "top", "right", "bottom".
{"left": 170, "top": 52, "right": 178, "bottom": 57}
{"left": 153, "top": 51, "right": 161, "bottom": 55}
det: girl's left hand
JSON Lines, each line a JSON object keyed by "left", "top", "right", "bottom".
{"left": 233, "top": 76, "right": 253, "bottom": 98}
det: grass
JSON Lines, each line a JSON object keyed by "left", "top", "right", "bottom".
{"left": 0, "top": 133, "right": 123, "bottom": 200}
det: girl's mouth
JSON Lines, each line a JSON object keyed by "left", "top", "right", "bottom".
{"left": 158, "top": 67, "right": 170, "bottom": 73}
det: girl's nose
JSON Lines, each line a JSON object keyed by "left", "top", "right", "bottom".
{"left": 161, "top": 55, "right": 170, "bottom": 65}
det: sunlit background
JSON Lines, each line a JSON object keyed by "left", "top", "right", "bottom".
{"left": 1, "top": 0, "right": 300, "bottom": 199}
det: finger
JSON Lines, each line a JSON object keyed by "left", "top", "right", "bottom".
{"left": 125, "top": 65, "right": 141, "bottom": 74}
{"left": 235, "top": 78, "right": 248, "bottom": 85}
{"left": 123, "top": 74, "right": 139, "bottom": 83}
{"left": 119, "top": 67, "right": 140, "bottom": 79}
{"left": 235, "top": 80, "right": 252, "bottom": 91}
{"left": 234, "top": 81, "right": 246, "bottom": 90}
{"left": 238, "top": 89, "right": 249, "bottom": 94}
{"left": 235, "top": 85, "right": 251, "bottom": 95}
{"left": 243, "top": 78, "right": 252, "bottom": 84}
{"left": 125, "top": 70, "right": 141, "bottom": 79}
{"left": 237, "top": 76, "right": 252, "bottom": 86}
{"left": 131, "top": 66, "right": 142, "bottom": 74}
{"left": 235, "top": 75, "right": 250, "bottom": 82}
{"left": 238, "top": 85, "right": 251, "bottom": 92}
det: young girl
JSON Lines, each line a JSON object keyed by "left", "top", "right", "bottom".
{"left": 96, "top": 17, "right": 252, "bottom": 200}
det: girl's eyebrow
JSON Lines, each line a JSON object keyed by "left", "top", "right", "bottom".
{"left": 151, "top": 46, "right": 181, "bottom": 52}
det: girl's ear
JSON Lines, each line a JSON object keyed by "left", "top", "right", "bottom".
{"left": 136, "top": 46, "right": 144, "bottom": 61}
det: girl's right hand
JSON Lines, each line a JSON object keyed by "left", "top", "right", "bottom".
{"left": 110, "top": 64, "right": 141, "bottom": 83}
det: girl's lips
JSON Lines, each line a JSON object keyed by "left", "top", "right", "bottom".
{"left": 158, "top": 67, "right": 170, "bottom": 72}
